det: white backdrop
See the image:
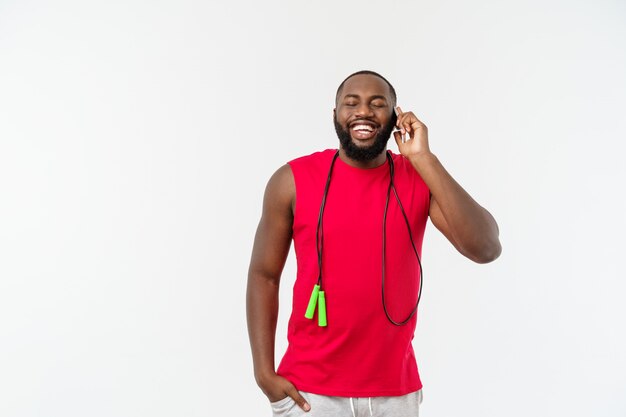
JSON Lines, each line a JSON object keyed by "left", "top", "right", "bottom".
{"left": 1, "top": 1, "right": 625, "bottom": 416}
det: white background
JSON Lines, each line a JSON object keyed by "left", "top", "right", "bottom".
{"left": 1, "top": 1, "right": 625, "bottom": 416}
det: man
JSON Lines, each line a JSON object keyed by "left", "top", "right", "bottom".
{"left": 247, "top": 70, "right": 502, "bottom": 416}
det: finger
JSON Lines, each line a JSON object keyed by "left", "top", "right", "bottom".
{"left": 411, "top": 114, "right": 424, "bottom": 125}
{"left": 398, "top": 111, "right": 415, "bottom": 132}
{"left": 410, "top": 115, "right": 426, "bottom": 132}
{"left": 395, "top": 106, "right": 403, "bottom": 128}
{"left": 402, "top": 114, "right": 420, "bottom": 136}
{"left": 397, "top": 114, "right": 407, "bottom": 134}
{"left": 288, "top": 387, "right": 311, "bottom": 412}
{"left": 404, "top": 119, "right": 413, "bottom": 135}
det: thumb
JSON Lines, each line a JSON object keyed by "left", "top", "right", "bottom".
{"left": 287, "top": 386, "right": 311, "bottom": 412}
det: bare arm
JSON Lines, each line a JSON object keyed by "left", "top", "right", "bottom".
{"left": 246, "top": 164, "right": 311, "bottom": 411}
{"left": 394, "top": 107, "right": 502, "bottom": 263}
{"left": 413, "top": 153, "right": 501, "bottom": 263}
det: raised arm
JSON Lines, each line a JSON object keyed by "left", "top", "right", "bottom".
{"left": 246, "top": 164, "right": 311, "bottom": 411}
{"left": 394, "top": 107, "right": 502, "bottom": 263}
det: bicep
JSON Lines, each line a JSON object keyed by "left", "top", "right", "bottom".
{"left": 248, "top": 164, "right": 295, "bottom": 283}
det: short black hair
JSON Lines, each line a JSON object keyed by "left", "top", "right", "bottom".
{"left": 335, "top": 70, "right": 397, "bottom": 107}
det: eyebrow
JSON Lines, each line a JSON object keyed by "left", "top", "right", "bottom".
{"left": 342, "top": 94, "right": 388, "bottom": 101}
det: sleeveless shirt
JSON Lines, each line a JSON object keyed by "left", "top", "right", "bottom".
{"left": 276, "top": 149, "right": 430, "bottom": 397}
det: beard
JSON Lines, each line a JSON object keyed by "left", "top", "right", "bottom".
{"left": 333, "top": 112, "right": 397, "bottom": 162}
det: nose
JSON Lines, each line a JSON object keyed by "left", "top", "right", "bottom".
{"left": 355, "top": 102, "right": 374, "bottom": 118}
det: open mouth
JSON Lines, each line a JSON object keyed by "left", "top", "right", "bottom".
{"left": 349, "top": 121, "right": 378, "bottom": 140}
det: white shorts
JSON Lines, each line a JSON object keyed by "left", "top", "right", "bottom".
{"left": 270, "top": 389, "right": 423, "bottom": 417}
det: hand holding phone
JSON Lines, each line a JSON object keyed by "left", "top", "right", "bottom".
{"left": 393, "top": 106, "right": 431, "bottom": 156}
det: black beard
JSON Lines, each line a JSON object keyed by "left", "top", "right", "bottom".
{"left": 333, "top": 113, "right": 396, "bottom": 162}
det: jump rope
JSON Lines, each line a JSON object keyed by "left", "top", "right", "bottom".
{"left": 304, "top": 150, "right": 424, "bottom": 327}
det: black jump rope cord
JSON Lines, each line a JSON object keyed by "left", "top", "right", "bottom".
{"left": 309, "top": 150, "right": 424, "bottom": 326}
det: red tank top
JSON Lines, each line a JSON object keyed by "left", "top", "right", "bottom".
{"left": 277, "top": 149, "right": 430, "bottom": 397}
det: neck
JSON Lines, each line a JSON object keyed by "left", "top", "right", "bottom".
{"left": 338, "top": 148, "right": 388, "bottom": 169}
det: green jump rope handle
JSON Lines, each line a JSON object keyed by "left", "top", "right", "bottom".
{"left": 304, "top": 284, "right": 320, "bottom": 319}
{"left": 317, "top": 291, "right": 327, "bottom": 327}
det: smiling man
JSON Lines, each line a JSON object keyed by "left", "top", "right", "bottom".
{"left": 247, "top": 70, "right": 502, "bottom": 417}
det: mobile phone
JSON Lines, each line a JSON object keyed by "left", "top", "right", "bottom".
{"left": 393, "top": 106, "right": 404, "bottom": 142}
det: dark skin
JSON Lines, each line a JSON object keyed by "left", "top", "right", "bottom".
{"left": 246, "top": 74, "right": 502, "bottom": 412}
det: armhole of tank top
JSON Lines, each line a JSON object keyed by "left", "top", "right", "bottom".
{"left": 286, "top": 161, "right": 298, "bottom": 223}
{"left": 288, "top": 150, "right": 339, "bottom": 229}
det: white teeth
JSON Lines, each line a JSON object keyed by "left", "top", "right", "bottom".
{"left": 352, "top": 124, "right": 374, "bottom": 131}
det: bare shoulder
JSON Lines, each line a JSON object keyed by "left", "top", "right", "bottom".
{"left": 263, "top": 163, "right": 295, "bottom": 215}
